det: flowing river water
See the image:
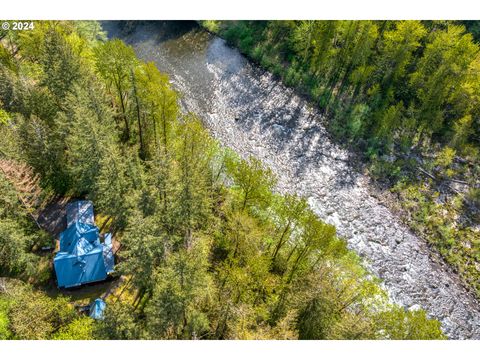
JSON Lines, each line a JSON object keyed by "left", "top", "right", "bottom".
{"left": 103, "top": 21, "right": 480, "bottom": 339}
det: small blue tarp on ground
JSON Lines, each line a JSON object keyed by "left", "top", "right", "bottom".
{"left": 53, "top": 201, "right": 115, "bottom": 288}
{"left": 89, "top": 298, "right": 106, "bottom": 320}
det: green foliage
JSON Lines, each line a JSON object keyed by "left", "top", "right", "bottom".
{"left": 0, "top": 219, "right": 35, "bottom": 276}
{"left": 0, "top": 280, "right": 77, "bottom": 340}
{"left": 144, "top": 236, "right": 213, "bottom": 339}
{"left": 96, "top": 301, "right": 139, "bottom": 340}
{"left": 133, "top": 62, "right": 178, "bottom": 157}
{"left": 201, "top": 21, "right": 221, "bottom": 33}
{"left": 0, "top": 173, "right": 45, "bottom": 279}
{"left": 74, "top": 21, "right": 107, "bottom": 44}
{"left": 60, "top": 83, "right": 117, "bottom": 195}
{"left": 226, "top": 154, "right": 277, "bottom": 212}
{"left": 53, "top": 317, "right": 96, "bottom": 340}
{"left": 347, "top": 103, "right": 369, "bottom": 139}
{"left": 0, "top": 109, "right": 9, "bottom": 124}
{"left": 297, "top": 296, "right": 339, "bottom": 339}
{"left": 40, "top": 27, "right": 82, "bottom": 102}
{"left": 119, "top": 213, "right": 168, "bottom": 292}
{"left": 172, "top": 116, "right": 217, "bottom": 235}
{"left": 467, "top": 188, "right": 480, "bottom": 209}
{"left": 0, "top": 173, "right": 24, "bottom": 221}
{"left": 460, "top": 21, "right": 480, "bottom": 41}
{"left": 94, "top": 39, "right": 138, "bottom": 140}
{"left": 434, "top": 147, "right": 456, "bottom": 168}
{"left": 392, "top": 181, "right": 480, "bottom": 297}
{"left": 0, "top": 298, "right": 12, "bottom": 339}
{"left": 375, "top": 307, "right": 446, "bottom": 340}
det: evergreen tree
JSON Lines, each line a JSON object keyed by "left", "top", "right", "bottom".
{"left": 145, "top": 235, "right": 213, "bottom": 339}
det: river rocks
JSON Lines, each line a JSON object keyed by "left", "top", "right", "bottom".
{"left": 271, "top": 123, "right": 286, "bottom": 137}
{"left": 409, "top": 304, "right": 421, "bottom": 312}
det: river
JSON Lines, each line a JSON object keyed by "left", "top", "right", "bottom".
{"left": 102, "top": 20, "right": 480, "bottom": 339}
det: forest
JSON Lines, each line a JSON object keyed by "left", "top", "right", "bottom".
{"left": 0, "top": 20, "right": 468, "bottom": 339}
{"left": 202, "top": 20, "right": 480, "bottom": 299}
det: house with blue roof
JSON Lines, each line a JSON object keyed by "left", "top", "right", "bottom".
{"left": 53, "top": 201, "right": 115, "bottom": 288}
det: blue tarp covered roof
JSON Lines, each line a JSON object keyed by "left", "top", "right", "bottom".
{"left": 54, "top": 201, "right": 115, "bottom": 288}
{"left": 59, "top": 221, "right": 100, "bottom": 254}
{"left": 54, "top": 248, "right": 107, "bottom": 288}
{"left": 89, "top": 298, "right": 106, "bottom": 320}
{"left": 66, "top": 201, "right": 95, "bottom": 228}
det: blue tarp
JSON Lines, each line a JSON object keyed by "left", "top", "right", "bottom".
{"left": 89, "top": 298, "right": 106, "bottom": 320}
{"left": 53, "top": 201, "right": 115, "bottom": 288}
{"left": 54, "top": 248, "right": 108, "bottom": 288}
{"left": 59, "top": 221, "right": 99, "bottom": 254}
{"left": 66, "top": 201, "right": 95, "bottom": 228}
